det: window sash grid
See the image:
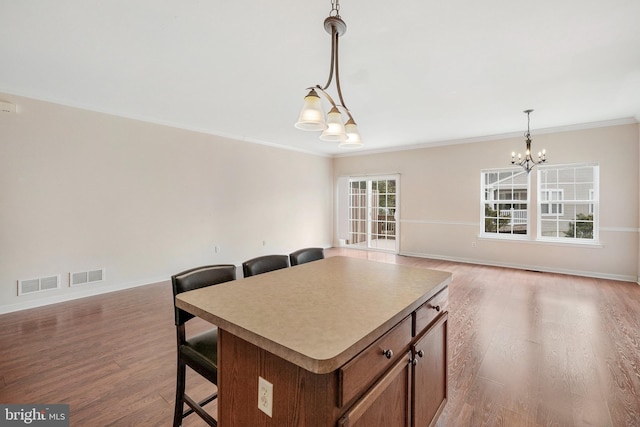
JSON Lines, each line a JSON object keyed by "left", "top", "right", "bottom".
{"left": 537, "top": 163, "right": 598, "bottom": 242}
{"left": 481, "top": 168, "right": 530, "bottom": 237}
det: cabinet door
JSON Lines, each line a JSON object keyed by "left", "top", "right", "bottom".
{"left": 412, "top": 312, "right": 448, "bottom": 427}
{"left": 338, "top": 352, "right": 412, "bottom": 427}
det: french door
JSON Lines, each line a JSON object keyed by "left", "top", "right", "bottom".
{"left": 347, "top": 175, "right": 399, "bottom": 252}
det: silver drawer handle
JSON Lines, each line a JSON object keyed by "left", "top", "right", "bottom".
{"left": 382, "top": 349, "right": 393, "bottom": 359}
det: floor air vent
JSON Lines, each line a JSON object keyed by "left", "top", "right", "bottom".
{"left": 18, "top": 275, "right": 61, "bottom": 296}
{"left": 71, "top": 268, "right": 105, "bottom": 286}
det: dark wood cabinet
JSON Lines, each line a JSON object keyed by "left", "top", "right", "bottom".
{"left": 338, "top": 352, "right": 412, "bottom": 427}
{"left": 339, "top": 291, "right": 449, "bottom": 427}
{"left": 412, "top": 312, "right": 448, "bottom": 427}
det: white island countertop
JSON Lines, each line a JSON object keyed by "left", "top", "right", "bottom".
{"left": 176, "top": 256, "right": 452, "bottom": 374}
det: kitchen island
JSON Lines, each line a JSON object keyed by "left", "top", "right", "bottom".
{"left": 176, "top": 256, "right": 452, "bottom": 427}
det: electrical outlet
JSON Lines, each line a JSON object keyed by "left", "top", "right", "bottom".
{"left": 258, "top": 376, "right": 273, "bottom": 417}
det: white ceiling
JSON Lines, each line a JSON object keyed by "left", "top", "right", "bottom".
{"left": 1, "top": 0, "right": 639, "bottom": 156}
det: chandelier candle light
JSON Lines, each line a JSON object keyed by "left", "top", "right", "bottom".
{"left": 294, "top": 0, "right": 362, "bottom": 148}
{"left": 511, "top": 109, "right": 546, "bottom": 173}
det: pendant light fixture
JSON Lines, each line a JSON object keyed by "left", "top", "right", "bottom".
{"left": 511, "top": 109, "right": 546, "bottom": 173}
{"left": 294, "top": 0, "right": 362, "bottom": 148}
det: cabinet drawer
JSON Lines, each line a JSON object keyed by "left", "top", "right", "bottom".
{"left": 339, "top": 315, "right": 412, "bottom": 407}
{"left": 413, "top": 287, "right": 448, "bottom": 336}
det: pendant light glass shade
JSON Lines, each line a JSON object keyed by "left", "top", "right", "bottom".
{"left": 340, "top": 118, "right": 363, "bottom": 148}
{"left": 294, "top": 89, "right": 327, "bottom": 131}
{"left": 319, "top": 106, "right": 347, "bottom": 142}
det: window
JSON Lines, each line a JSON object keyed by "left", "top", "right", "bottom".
{"left": 481, "top": 168, "right": 530, "bottom": 237}
{"left": 537, "top": 163, "right": 598, "bottom": 242}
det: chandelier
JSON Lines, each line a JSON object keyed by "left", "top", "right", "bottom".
{"left": 511, "top": 109, "right": 546, "bottom": 173}
{"left": 294, "top": 0, "right": 362, "bottom": 148}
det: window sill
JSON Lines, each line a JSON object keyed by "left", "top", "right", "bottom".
{"left": 536, "top": 238, "right": 602, "bottom": 248}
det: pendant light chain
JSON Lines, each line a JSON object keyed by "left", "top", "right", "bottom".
{"left": 330, "top": 0, "right": 340, "bottom": 17}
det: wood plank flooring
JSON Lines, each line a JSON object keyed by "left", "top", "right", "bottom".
{"left": 1, "top": 248, "right": 639, "bottom": 426}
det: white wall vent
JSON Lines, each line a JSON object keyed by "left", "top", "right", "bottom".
{"left": 70, "top": 268, "right": 105, "bottom": 286}
{"left": 0, "top": 101, "right": 16, "bottom": 113}
{"left": 18, "top": 275, "right": 61, "bottom": 296}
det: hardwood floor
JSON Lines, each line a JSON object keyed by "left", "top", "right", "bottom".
{"left": 1, "top": 248, "right": 639, "bottom": 426}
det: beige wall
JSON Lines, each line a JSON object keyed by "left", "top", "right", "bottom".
{"left": 0, "top": 94, "right": 333, "bottom": 313}
{"left": 2, "top": 93, "right": 637, "bottom": 314}
{"left": 333, "top": 123, "right": 640, "bottom": 281}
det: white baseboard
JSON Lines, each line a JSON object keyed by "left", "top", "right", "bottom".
{"left": 400, "top": 251, "right": 637, "bottom": 283}
{"left": 0, "top": 276, "right": 169, "bottom": 315}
